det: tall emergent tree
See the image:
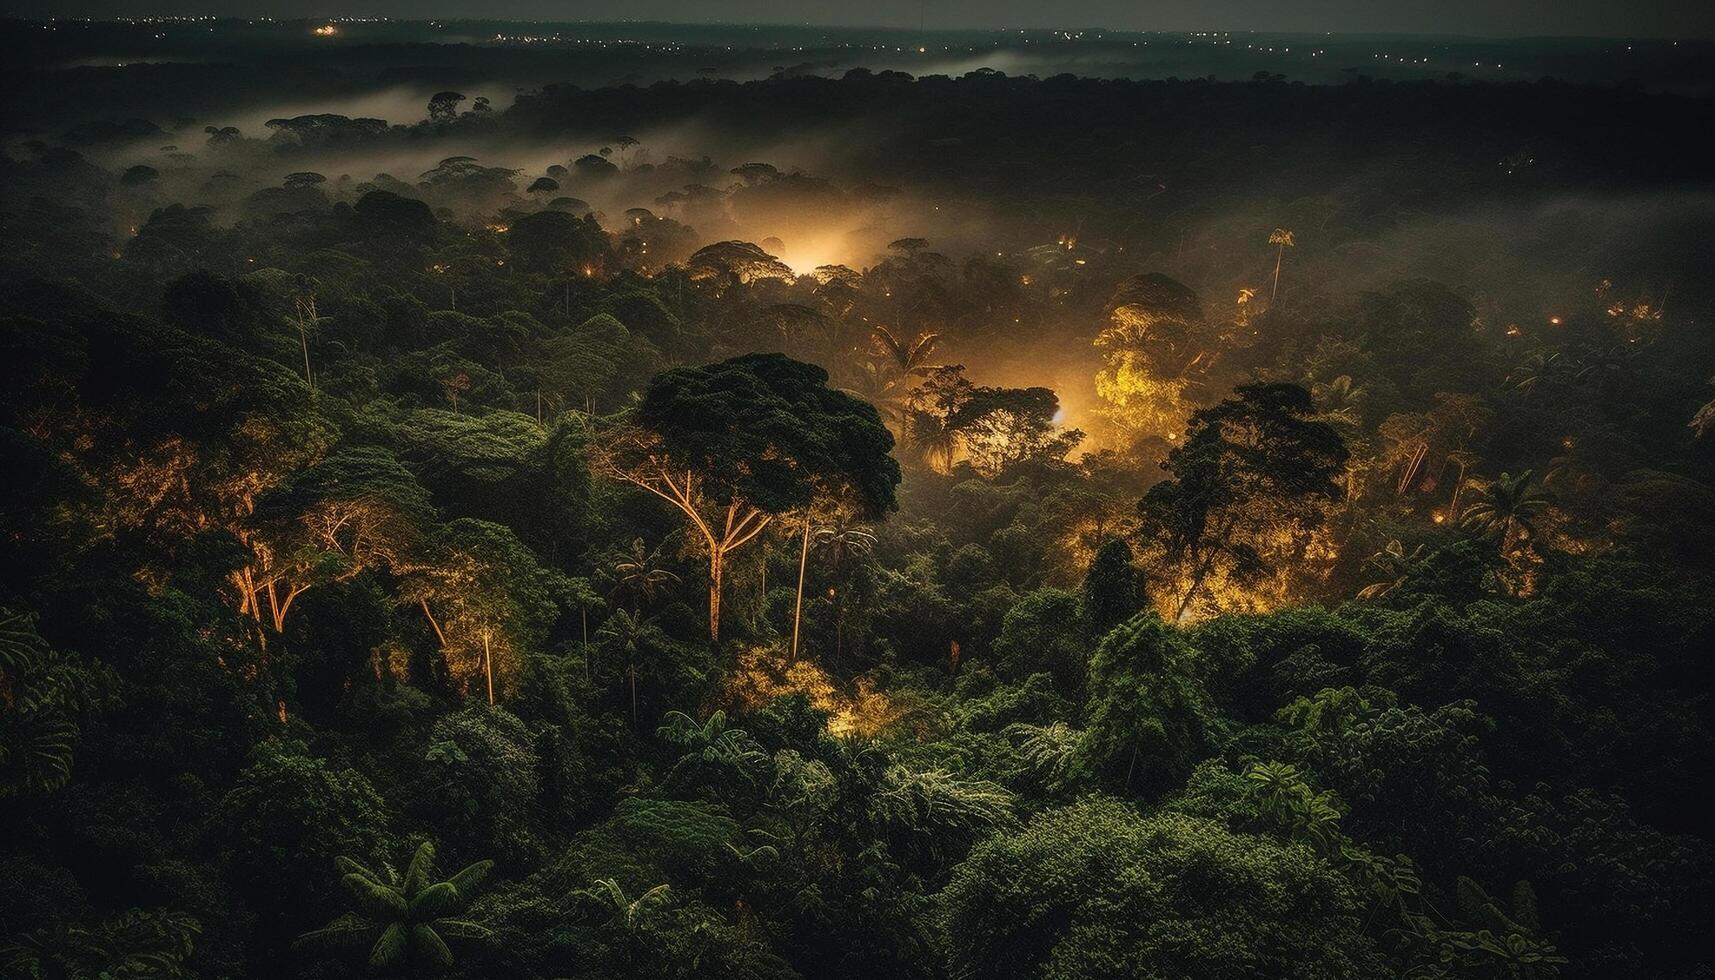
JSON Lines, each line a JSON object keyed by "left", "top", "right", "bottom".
{"left": 1138, "top": 382, "right": 1347, "bottom": 620}
{"left": 1081, "top": 538, "right": 1142, "bottom": 632}
{"left": 1268, "top": 227, "right": 1296, "bottom": 303}
{"left": 593, "top": 353, "right": 899, "bottom": 641}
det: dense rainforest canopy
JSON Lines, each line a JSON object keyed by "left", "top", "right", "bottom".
{"left": 2, "top": 24, "right": 1714, "bottom": 980}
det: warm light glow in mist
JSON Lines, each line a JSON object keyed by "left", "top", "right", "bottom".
{"left": 773, "top": 229, "right": 856, "bottom": 277}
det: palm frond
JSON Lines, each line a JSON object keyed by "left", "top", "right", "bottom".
{"left": 367, "top": 922, "right": 408, "bottom": 969}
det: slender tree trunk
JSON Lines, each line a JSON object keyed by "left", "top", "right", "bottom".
{"left": 1449, "top": 459, "right": 1468, "bottom": 522}
{"left": 581, "top": 608, "right": 590, "bottom": 684}
{"left": 628, "top": 663, "right": 638, "bottom": 728}
{"left": 708, "top": 549, "right": 724, "bottom": 642}
{"left": 1271, "top": 244, "right": 1284, "bottom": 303}
{"left": 420, "top": 598, "right": 449, "bottom": 649}
{"left": 298, "top": 322, "right": 314, "bottom": 393}
{"left": 1176, "top": 547, "right": 1221, "bottom": 623}
{"left": 482, "top": 629, "right": 495, "bottom": 705}
{"left": 791, "top": 515, "right": 811, "bottom": 664}
{"left": 1175, "top": 515, "right": 1237, "bottom": 622}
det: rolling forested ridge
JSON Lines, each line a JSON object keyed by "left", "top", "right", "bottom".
{"left": 2, "top": 16, "right": 1714, "bottom": 980}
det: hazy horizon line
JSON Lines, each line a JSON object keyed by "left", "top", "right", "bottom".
{"left": 0, "top": 14, "right": 1705, "bottom": 43}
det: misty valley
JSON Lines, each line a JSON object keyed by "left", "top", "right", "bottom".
{"left": 2, "top": 16, "right": 1714, "bottom": 980}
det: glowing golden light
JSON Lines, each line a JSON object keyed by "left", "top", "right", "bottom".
{"left": 1432, "top": 510, "right": 1447, "bottom": 524}
{"left": 1548, "top": 315, "right": 1562, "bottom": 325}
{"left": 722, "top": 646, "right": 898, "bottom": 736}
{"left": 313, "top": 24, "right": 337, "bottom": 36}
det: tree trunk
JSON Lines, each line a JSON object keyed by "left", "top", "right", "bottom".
{"left": 581, "top": 608, "right": 590, "bottom": 684}
{"left": 298, "top": 322, "right": 314, "bottom": 393}
{"left": 1175, "top": 515, "right": 1237, "bottom": 623}
{"left": 791, "top": 515, "right": 811, "bottom": 664}
{"left": 1176, "top": 548, "right": 1219, "bottom": 623}
{"left": 1449, "top": 459, "right": 1468, "bottom": 522}
{"left": 1271, "top": 245, "right": 1284, "bottom": 303}
{"left": 482, "top": 629, "right": 495, "bottom": 705}
{"left": 420, "top": 598, "right": 449, "bottom": 649}
{"left": 707, "top": 549, "right": 724, "bottom": 642}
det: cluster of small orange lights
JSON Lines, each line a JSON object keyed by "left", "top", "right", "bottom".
{"left": 313, "top": 25, "right": 337, "bottom": 37}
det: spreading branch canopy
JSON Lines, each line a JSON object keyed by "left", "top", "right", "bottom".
{"left": 633, "top": 352, "right": 899, "bottom": 519}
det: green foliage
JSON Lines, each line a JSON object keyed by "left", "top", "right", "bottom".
{"left": 637, "top": 352, "right": 900, "bottom": 517}
{"left": 2, "top": 908, "right": 201, "bottom": 980}
{"left": 1273, "top": 687, "right": 1493, "bottom": 860}
{"left": 1074, "top": 614, "right": 1222, "bottom": 798}
{"left": 555, "top": 797, "right": 746, "bottom": 893}
{"left": 870, "top": 765, "right": 1017, "bottom": 864}
{"left": 0, "top": 608, "right": 112, "bottom": 797}
{"left": 942, "top": 797, "right": 1377, "bottom": 979}
{"left": 1185, "top": 606, "right": 1369, "bottom": 718}
{"left": 7, "top": 63, "right": 1715, "bottom": 980}
{"left": 1138, "top": 382, "right": 1348, "bottom": 620}
{"left": 296, "top": 840, "right": 494, "bottom": 976}
{"left": 541, "top": 312, "right": 634, "bottom": 411}
{"left": 999, "top": 720, "right": 1083, "bottom": 798}
{"left": 221, "top": 740, "right": 391, "bottom": 912}
{"left": 655, "top": 709, "right": 769, "bottom": 797}
{"left": 507, "top": 209, "right": 610, "bottom": 273}
{"left": 991, "top": 587, "right": 1090, "bottom": 696}
{"left": 1081, "top": 538, "right": 1142, "bottom": 632}
{"left": 419, "top": 706, "right": 542, "bottom": 861}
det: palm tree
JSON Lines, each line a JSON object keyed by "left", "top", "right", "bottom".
{"left": 1460, "top": 470, "right": 1552, "bottom": 552}
{"left": 904, "top": 405, "right": 960, "bottom": 474}
{"left": 1690, "top": 376, "right": 1715, "bottom": 438}
{"left": 573, "top": 878, "right": 671, "bottom": 976}
{"left": 1504, "top": 349, "right": 1564, "bottom": 396}
{"left": 870, "top": 325, "right": 942, "bottom": 377}
{"left": 1311, "top": 374, "right": 1366, "bottom": 429}
{"left": 612, "top": 538, "right": 679, "bottom": 612}
{"left": 1235, "top": 286, "right": 1257, "bottom": 326}
{"left": 597, "top": 609, "right": 653, "bottom": 727}
{"left": 844, "top": 360, "right": 908, "bottom": 429}
{"left": 296, "top": 841, "right": 492, "bottom": 976}
{"left": 815, "top": 519, "right": 876, "bottom": 659}
{"left": 582, "top": 878, "right": 671, "bottom": 930}
{"left": 655, "top": 709, "right": 768, "bottom": 790}
{"left": 1356, "top": 539, "right": 1426, "bottom": 601}
{"left": 1268, "top": 228, "right": 1296, "bottom": 303}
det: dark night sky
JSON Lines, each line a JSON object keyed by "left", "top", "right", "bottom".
{"left": 3, "top": 0, "right": 1711, "bottom": 39}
